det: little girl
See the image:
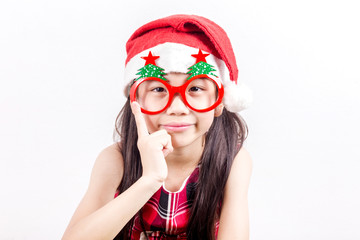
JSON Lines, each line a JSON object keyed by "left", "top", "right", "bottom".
{"left": 62, "top": 14, "right": 253, "bottom": 240}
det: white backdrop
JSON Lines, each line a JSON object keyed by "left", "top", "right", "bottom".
{"left": 1, "top": 0, "right": 359, "bottom": 239}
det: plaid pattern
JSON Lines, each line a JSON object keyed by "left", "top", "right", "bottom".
{"left": 129, "top": 167, "right": 219, "bottom": 239}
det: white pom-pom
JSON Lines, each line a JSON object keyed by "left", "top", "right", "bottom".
{"left": 223, "top": 81, "right": 253, "bottom": 112}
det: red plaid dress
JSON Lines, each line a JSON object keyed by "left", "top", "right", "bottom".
{"left": 128, "top": 166, "right": 219, "bottom": 239}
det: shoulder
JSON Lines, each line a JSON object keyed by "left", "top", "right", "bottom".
{"left": 226, "top": 146, "right": 253, "bottom": 194}
{"left": 97, "top": 141, "right": 122, "bottom": 158}
{"left": 95, "top": 142, "right": 123, "bottom": 167}
{"left": 233, "top": 146, "right": 253, "bottom": 172}
{"left": 89, "top": 142, "right": 124, "bottom": 195}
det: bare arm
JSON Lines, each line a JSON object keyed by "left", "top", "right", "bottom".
{"left": 217, "top": 147, "right": 253, "bottom": 240}
{"left": 62, "top": 143, "right": 163, "bottom": 240}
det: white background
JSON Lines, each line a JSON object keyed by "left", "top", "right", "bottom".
{"left": 1, "top": 0, "right": 359, "bottom": 239}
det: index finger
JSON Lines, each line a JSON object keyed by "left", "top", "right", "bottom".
{"left": 131, "top": 101, "right": 149, "bottom": 137}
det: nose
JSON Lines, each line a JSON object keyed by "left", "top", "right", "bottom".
{"left": 165, "top": 93, "right": 190, "bottom": 115}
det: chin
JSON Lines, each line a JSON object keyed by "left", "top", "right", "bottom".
{"left": 170, "top": 134, "right": 203, "bottom": 150}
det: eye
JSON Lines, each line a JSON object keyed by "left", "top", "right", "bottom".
{"left": 189, "top": 86, "right": 203, "bottom": 92}
{"left": 152, "top": 87, "right": 166, "bottom": 92}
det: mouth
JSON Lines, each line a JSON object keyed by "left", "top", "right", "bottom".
{"left": 160, "top": 123, "right": 194, "bottom": 132}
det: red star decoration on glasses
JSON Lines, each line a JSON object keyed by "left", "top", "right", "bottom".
{"left": 191, "top": 49, "right": 210, "bottom": 63}
{"left": 141, "top": 51, "right": 160, "bottom": 66}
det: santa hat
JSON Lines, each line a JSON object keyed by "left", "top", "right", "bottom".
{"left": 124, "top": 14, "right": 253, "bottom": 112}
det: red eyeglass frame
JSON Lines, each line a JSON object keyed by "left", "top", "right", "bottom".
{"left": 129, "top": 74, "right": 224, "bottom": 115}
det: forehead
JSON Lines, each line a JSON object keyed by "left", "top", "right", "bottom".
{"left": 163, "top": 72, "right": 189, "bottom": 86}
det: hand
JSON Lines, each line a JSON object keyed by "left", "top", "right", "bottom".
{"left": 131, "top": 102, "right": 173, "bottom": 184}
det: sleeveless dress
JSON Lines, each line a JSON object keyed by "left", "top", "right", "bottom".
{"left": 116, "top": 166, "right": 219, "bottom": 239}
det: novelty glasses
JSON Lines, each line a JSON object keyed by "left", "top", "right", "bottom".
{"left": 130, "top": 75, "right": 224, "bottom": 115}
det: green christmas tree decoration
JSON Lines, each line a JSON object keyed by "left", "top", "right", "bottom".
{"left": 136, "top": 51, "right": 167, "bottom": 81}
{"left": 136, "top": 64, "right": 167, "bottom": 81}
{"left": 187, "top": 61, "right": 218, "bottom": 80}
{"left": 186, "top": 49, "right": 218, "bottom": 80}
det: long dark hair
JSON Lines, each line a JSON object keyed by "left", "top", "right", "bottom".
{"left": 112, "top": 98, "right": 248, "bottom": 239}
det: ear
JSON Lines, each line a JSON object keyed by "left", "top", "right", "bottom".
{"left": 214, "top": 103, "right": 224, "bottom": 117}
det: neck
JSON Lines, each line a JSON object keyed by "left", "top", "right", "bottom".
{"left": 165, "top": 140, "right": 204, "bottom": 172}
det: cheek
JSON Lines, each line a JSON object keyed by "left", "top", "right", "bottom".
{"left": 143, "top": 115, "right": 159, "bottom": 134}
{"left": 198, "top": 112, "right": 215, "bottom": 130}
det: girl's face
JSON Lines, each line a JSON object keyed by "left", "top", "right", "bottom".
{"left": 141, "top": 72, "right": 222, "bottom": 149}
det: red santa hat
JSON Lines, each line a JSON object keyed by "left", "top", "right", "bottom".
{"left": 124, "top": 14, "right": 253, "bottom": 112}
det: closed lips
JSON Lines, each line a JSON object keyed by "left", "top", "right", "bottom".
{"left": 161, "top": 123, "right": 194, "bottom": 132}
